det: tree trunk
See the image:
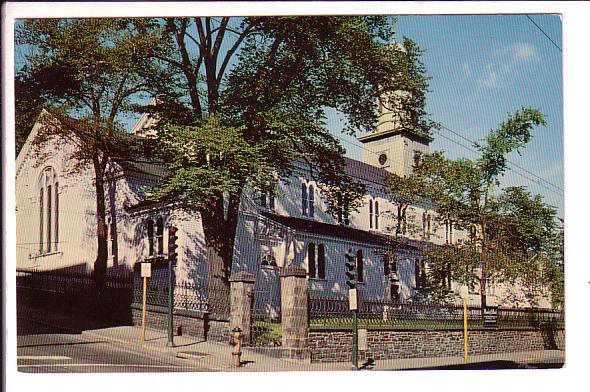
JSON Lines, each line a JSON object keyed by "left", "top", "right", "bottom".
{"left": 93, "top": 167, "right": 109, "bottom": 294}
{"left": 200, "top": 192, "right": 241, "bottom": 318}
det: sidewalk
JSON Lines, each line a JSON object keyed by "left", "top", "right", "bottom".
{"left": 82, "top": 324, "right": 564, "bottom": 371}
{"left": 18, "top": 308, "right": 564, "bottom": 371}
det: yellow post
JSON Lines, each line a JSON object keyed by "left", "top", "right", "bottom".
{"left": 463, "top": 296, "right": 468, "bottom": 363}
{"left": 141, "top": 276, "right": 148, "bottom": 341}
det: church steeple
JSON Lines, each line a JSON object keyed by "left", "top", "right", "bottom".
{"left": 358, "top": 43, "right": 431, "bottom": 177}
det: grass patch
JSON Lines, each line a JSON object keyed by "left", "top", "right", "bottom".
{"left": 252, "top": 320, "right": 282, "bottom": 346}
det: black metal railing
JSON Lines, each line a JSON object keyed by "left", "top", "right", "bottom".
{"left": 251, "top": 290, "right": 282, "bottom": 347}
{"left": 308, "top": 296, "right": 564, "bottom": 330}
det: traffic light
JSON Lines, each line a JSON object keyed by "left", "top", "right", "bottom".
{"left": 168, "top": 226, "right": 178, "bottom": 263}
{"left": 345, "top": 250, "right": 356, "bottom": 289}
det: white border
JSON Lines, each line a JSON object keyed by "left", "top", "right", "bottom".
{"left": 3, "top": 2, "right": 588, "bottom": 392}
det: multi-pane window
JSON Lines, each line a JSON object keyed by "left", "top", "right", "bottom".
{"left": 156, "top": 217, "right": 164, "bottom": 255}
{"left": 307, "top": 242, "right": 326, "bottom": 279}
{"left": 308, "top": 184, "right": 315, "bottom": 218}
{"left": 415, "top": 257, "right": 427, "bottom": 289}
{"left": 302, "top": 182, "right": 315, "bottom": 218}
{"left": 38, "top": 167, "right": 59, "bottom": 255}
{"left": 301, "top": 183, "right": 308, "bottom": 216}
{"left": 356, "top": 249, "right": 364, "bottom": 283}
{"left": 259, "top": 183, "right": 276, "bottom": 210}
{"left": 337, "top": 193, "right": 349, "bottom": 225}
{"left": 147, "top": 219, "right": 154, "bottom": 256}
{"left": 307, "top": 243, "right": 316, "bottom": 278}
{"left": 384, "top": 252, "right": 396, "bottom": 276}
{"left": 362, "top": 197, "right": 384, "bottom": 229}
{"left": 445, "top": 220, "right": 454, "bottom": 244}
{"left": 108, "top": 217, "right": 117, "bottom": 263}
{"left": 374, "top": 201, "right": 379, "bottom": 230}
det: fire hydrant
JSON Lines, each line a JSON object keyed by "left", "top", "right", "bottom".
{"left": 231, "top": 327, "right": 243, "bottom": 367}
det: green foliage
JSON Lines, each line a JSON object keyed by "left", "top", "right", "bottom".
{"left": 149, "top": 117, "right": 289, "bottom": 212}
{"left": 16, "top": 18, "right": 162, "bottom": 285}
{"left": 141, "top": 16, "right": 433, "bottom": 266}
{"left": 414, "top": 107, "right": 563, "bottom": 307}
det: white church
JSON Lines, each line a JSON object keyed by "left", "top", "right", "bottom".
{"left": 15, "top": 95, "right": 553, "bottom": 313}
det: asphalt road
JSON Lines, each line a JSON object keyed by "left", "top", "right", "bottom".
{"left": 17, "top": 318, "right": 205, "bottom": 373}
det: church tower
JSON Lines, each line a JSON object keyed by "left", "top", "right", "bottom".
{"left": 358, "top": 45, "right": 431, "bottom": 177}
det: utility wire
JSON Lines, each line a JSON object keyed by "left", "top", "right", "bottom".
{"left": 525, "top": 14, "right": 562, "bottom": 53}
{"left": 430, "top": 119, "right": 564, "bottom": 194}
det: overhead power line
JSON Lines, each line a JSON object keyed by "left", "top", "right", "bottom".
{"left": 525, "top": 14, "right": 562, "bottom": 53}
{"left": 430, "top": 120, "right": 564, "bottom": 194}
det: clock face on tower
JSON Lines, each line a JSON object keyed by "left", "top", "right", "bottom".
{"left": 378, "top": 153, "right": 388, "bottom": 166}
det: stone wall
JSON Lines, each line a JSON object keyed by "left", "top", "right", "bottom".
{"left": 131, "top": 304, "right": 230, "bottom": 343}
{"left": 308, "top": 328, "right": 565, "bottom": 363}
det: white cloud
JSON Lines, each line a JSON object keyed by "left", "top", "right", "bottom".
{"left": 507, "top": 42, "right": 539, "bottom": 62}
{"left": 476, "top": 42, "right": 539, "bottom": 89}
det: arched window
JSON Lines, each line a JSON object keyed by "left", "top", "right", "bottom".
{"left": 54, "top": 182, "right": 59, "bottom": 250}
{"left": 317, "top": 244, "right": 326, "bottom": 280}
{"left": 308, "top": 184, "right": 315, "bottom": 218}
{"left": 415, "top": 257, "right": 426, "bottom": 289}
{"left": 39, "top": 188, "right": 44, "bottom": 254}
{"left": 369, "top": 200, "right": 373, "bottom": 229}
{"left": 156, "top": 217, "right": 164, "bottom": 255}
{"left": 307, "top": 243, "right": 316, "bottom": 278}
{"left": 301, "top": 183, "right": 308, "bottom": 216}
{"left": 147, "top": 219, "right": 154, "bottom": 256}
{"left": 38, "top": 167, "right": 59, "bottom": 254}
{"left": 374, "top": 201, "right": 379, "bottom": 230}
{"left": 384, "top": 252, "right": 389, "bottom": 276}
{"left": 356, "top": 249, "right": 364, "bottom": 283}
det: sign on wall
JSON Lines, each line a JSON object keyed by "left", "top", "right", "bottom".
{"left": 483, "top": 306, "right": 498, "bottom": 328}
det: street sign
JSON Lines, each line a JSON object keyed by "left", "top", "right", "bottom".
{"left": 483, "top": 306, "right": 498, "bottom": 328}
{"left": 348, "top": 288, "right": 358, "bottom": 310}
{"left": 141, "top": 262, "right": 152, "bottom": 278}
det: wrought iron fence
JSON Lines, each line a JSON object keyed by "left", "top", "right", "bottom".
{"left": 252, "top": 289, "right": 282, "bottom": 347}
{"left": 132, "top": 275, "right": 210, "bottom": 313}
{"left": 17, "top": 268, "right": 133, "bottom": 298}
{"left": 309, "top": 296, "right": 564, "bottom": 330}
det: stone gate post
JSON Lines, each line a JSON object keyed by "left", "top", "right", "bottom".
{"left": 280, "top": 266, "right": 309, "bottom": 358}
{"left": 229, "top": 271, "right": 255, "bottom": 345}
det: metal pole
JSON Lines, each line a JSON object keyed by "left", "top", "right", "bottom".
{"left": 463, "top": 296, "right": 468, "bottom": 363}
{"left": 352, "top": 309, "right": 358, "bottom": 370}
{"left": 167, "top": 255, "right": 175, "bottom": 347}
{"left": 141, "top": 276, "right": 148, "bottom": 341}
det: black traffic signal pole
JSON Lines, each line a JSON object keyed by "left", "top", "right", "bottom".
{"left": 345, "top": 249, "right": 359, "bottom": 371}
{"left": 167, "top": 226, "right": 178, "bottom": 347}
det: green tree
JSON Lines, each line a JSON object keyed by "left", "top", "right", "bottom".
{"left": 16, "top": 19, "right": 162, "bottom": 288}
{"left": 417, "top": 107, "right": 548, "bottom": 308}
{"left": 140, "top": 17, "right": 433, "bottom": 309}
{"left": 15, "top": 72, "right": 50, "bottom": 155}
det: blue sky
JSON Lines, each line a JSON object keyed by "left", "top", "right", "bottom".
{"left": 335, "top": 14, "right": 563, "bottom": 218}
{"left": 15, "top": 15, "right": 563, "bottom": 218}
